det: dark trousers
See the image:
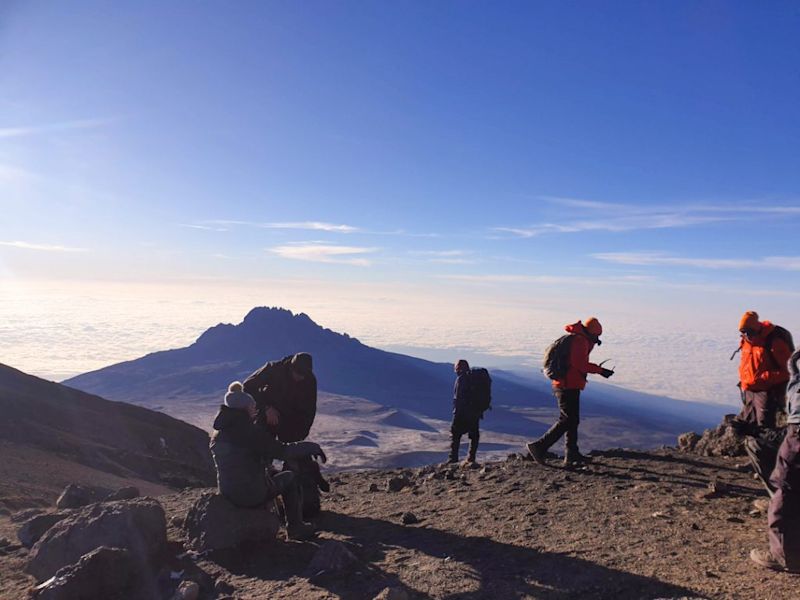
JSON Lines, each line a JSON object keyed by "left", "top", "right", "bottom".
{"left": 739, "top": 388, "right": 784, "bottom": 430}
{"left": 768, "top": 424, "right": 800, "bottom": 570}
{"left": 536, "top": 388, "right": 580, "bottom": 454}
{"left": 745, "top": 428, "right": 785, "bottom": 497}
{"left": 268, "top": 471, "right": 303, "bottom": 527}
{"left": 450, "top": 412, "right": 480, "bottom": 460}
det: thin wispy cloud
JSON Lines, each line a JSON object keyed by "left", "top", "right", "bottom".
{"left": 179, "top": 224, "right": 228, "bottom": 232}
{"left": 0, "top": 241, "right": 88, "bottom": 252}
{"left": 205, "top": 220, "right": 359, "bottom": 233}
{"left": 593, "top": 252, "right": 800, "bottom": 271}
{"left": 270, "top": 242, "right": 377, "bottom": 266}
{"left": 410, "top": 249, "right": 477, "bottom": 264}
{"left": 0, "top": 117, "right": 115, "bottom": 139}
{"left": 494, "top": 196, "right": 799, "bottom": 238}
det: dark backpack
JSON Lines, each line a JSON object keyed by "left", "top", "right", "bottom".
{"left": 468, "top": 368, "right": 492, "bottom": 414}
{"left": 543, "top": 334, "right": 574, "bottom": 380}
{"left": 767, "top": 325, "right": 795, "bottom": 354}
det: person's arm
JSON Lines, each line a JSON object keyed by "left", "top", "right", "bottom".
{"left": 243, "top": 362, "right": 273, "bottom": 397}
{"left": 454, "top": 373, "right": 469, "bottom": 404}
{"left": 759, "top": 338, "right": 793, "bottom": 387}
{"left": 571, "top": 337, "right": 604, "bottom": 378}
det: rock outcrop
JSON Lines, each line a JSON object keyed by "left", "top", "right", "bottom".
{"left": 678, "top": 414, "right": 746, "bottom": 457}
{"left": 26, "top": 498, "right": 167, "bottom": 582}
{"left": 183, "top": 492, "right": 281, "bottom": 552}
{"left": 32, "top": 546, "right": 144, "bottom": 600}
{"left": 17, "top": 512, "right": 71, "bottom": 549}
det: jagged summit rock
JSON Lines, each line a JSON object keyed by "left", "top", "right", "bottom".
{"left": 678, "top": 414, "right": 746, "bottom": 457}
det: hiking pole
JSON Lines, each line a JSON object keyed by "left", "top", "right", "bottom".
{"left": 598, "top": 358, "right": 616, "bottom": 373}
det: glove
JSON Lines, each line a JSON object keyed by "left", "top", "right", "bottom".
{"left": 285, "top": 441, "right": 327, "bottom": 463}
{"left": 600, "top": 368, "right": 614, "bottom": 379}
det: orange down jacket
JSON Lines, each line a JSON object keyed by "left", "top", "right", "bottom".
{"left": 553, "top": 322, "right": 604, "bottom": 391}
{"left": 738, "top": 321, "right": 792, "bottom": 392}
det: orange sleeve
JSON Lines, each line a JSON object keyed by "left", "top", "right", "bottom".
{"left": 570, "top": 337, "right": 603, "bottom": 376}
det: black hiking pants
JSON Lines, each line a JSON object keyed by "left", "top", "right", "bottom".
{"left": 769, "top": 424, "right": 800, "bottom": 570}
{"left": 450, "top": 412, "right": 480, "bottom": 461}
{"left": 536, "top": 388, "right": 580, "bottom": 455}
{"left": 739, "top": 388, "right": 784, "bottom": 430}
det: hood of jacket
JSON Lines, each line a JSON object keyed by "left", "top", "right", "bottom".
{"left": 212, "top": 404, "right": 252, "bottom": 432}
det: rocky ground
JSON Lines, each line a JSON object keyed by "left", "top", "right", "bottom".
{"left": 1, "top": 447, "right": 797, "bottom": 600}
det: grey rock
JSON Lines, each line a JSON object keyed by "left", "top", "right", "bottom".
{"left": 678, "top": 415, "right": 745, "bottom": 457}
{"left": 184, "top": 492, "right": 280, "bottom": 552}
{"left": 55, "top": 484, "right": 109, "bottom": 509}
{"left": 105, "top": 486, "right": 140, "bottom": 502}
{"left": 401, "top": 512, "right": 418, "bottom": 525}
{"left": 27, "top": 498, "right": 167, "bottom": 582}
{"left": 172, "top": 580, "right": 200, "bottom": 600}
{"left": 305, "top": 540, "right": 358, "bottom": 579}
{"left": 17, "top": 512, "right": 71, "bottom": 548}
{"left": 11, "top": 508, "right": 45, "bottom": 523}
{"left": 374, "top": 587, "right": 411, "bottom": 600}
{"left": 32, "top": 546, "right": 146, "bottom": 600}
{"left": 368, "top": 483, "right": 380, "bottom": 493}
{"left": 386, "top": 476, "right": 411, "bottom": 492}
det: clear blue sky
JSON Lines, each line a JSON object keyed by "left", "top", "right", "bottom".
{"left": 1, "top": 2, "right": 799, "bottom": 388}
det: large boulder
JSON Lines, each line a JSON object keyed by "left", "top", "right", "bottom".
{"left": 184, "top": 492, "right": 281, "bottom": 552}
{"left": 678, "top": 414, "right": 746, "bottom": 457}
{"left": 26, "top": 498, "right": 167, "bottom": 582}
{"left": 55, "top": 484, "right": 110, "bottom": 509}
{"left": 17, "top": 512, "right": 71, "bottom": 548}
{"left": 32, "top": 546, "right": 147, "bottom": 600}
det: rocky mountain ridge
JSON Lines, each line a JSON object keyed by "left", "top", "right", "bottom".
{"left": 0, "top": 446, "right": 791, "bottom": 599}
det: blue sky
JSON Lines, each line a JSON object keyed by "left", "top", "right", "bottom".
{"left": 1, "top": 2, "right": 799, "bottom": 402}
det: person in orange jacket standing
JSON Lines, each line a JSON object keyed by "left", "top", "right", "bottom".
{"left": 734, "top": 311, "right": 793, "bottom": 433}
{"left": 527, "top": 317, "right": 614, "bottom": 467}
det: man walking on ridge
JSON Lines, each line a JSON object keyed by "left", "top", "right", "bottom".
{"left": 733, "top": 311, "right": 793, "bottom": 434}
{"left": 527, "top": 317, "right": 614, "bottom": 467}
{"left": 448, "top": 359, "right": 481, "bottom": 466}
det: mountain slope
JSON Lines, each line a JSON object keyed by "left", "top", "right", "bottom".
{"left": 0, "top": 363, "right": 214, "bottom": 511}
{"left": 64, "top": 307, "right": 551, "bottom": 421}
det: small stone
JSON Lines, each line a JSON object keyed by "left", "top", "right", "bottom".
{"left": 304, "top": 540, "right": 358, "bottom": 579}
{"left": 368, "top": 483, "right": 380, "bottom": 493}
{"left": 400, "top": 512, "right": 418, "bottom": 525}
{"left": 386, "top": 477, "right": 411, "bottom": 492}
{"left": 373, "top": 586, "right": 411, "bottom": 600}
{"left": 726, "top": 516, "right": 744, "bottom": 524}
{"left": 173, "top": 580, "right": 200, "bottom": 600}
{"left": 170, "top": 515, "right": 185, "bottom": 528}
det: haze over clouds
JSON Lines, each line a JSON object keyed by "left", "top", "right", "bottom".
{"left": 1, "top": 3, "right": 798, "bottom": 411}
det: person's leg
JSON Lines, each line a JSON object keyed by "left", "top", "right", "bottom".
{"left": 467, "top": 419, "right": 480, "bottom": 462}
{"left": 563, "top": 390, "right": 581, "bottom": 457}
{"left": 737, "top": 390, "right": 760, "bottom": 429}
{"left": 449, "top": 416, "right": 464, "bottom": 462}
{"left": 768, "top": 426, "right": 800, "bottom": 571}
{"left": 745, "top": 432, "right": 781, "bottom": 498}
{"left": 535, "top": 389, "right": 572, "bottom": 451}
{"left": 749, "top": 391, "right": 771, "bottom": 429}
{"left": 271, "top": 471, "right": 314, "bottom": 539}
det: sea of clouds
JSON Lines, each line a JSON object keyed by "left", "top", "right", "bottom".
{"left": 0, "top": 279, "right": 776, "bottom": 408}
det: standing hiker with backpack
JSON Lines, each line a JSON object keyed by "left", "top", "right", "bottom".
{"left": 448, "top": 359, "right": 491, "bottom": 466}
{"left": 732, "top": 311, "right": 793, "bottom": 434}
{"left": 527, "top": 317, "right": 614, "bottom": 467}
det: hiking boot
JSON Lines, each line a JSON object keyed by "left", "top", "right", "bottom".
{"left": 564, "top": 452, "right": 593, "bottom": 467}
{"left": 287, "top": 521, "right": 316, "bottom": 541}
{"left": 750, "top": 548, "right": 785, "bottom": 572}
{"left": 445, "top": 455, "right": 459, "bottom": 465}
{"left": 526, "top": 441, "right": 547, "bottom": 465}
{"left": 463, "top": 457, "right": 480, "bottom": 469}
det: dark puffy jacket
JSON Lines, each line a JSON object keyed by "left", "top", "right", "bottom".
{"left": 453, "top": 371, "right": 473, "bottom": 416}
{"left": 209, "top": 405, "right": 287, "bottom": 508}
{"left": 243, "top": 355, "right": 317, "bottom": 443}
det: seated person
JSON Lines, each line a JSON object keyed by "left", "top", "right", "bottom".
{"left": 210, "top": 381, "right": 326, "bottom": 540}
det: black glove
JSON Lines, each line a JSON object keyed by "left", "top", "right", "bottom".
{"left": 600, "top": 368, "right": 614, "bottom": 379}
{"left": 285, "top": 441, "right": 327, "bottom": 463}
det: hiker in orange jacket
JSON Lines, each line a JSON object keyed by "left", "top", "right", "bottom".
{"left": 734, "top": 311, "right": 793, "bottom": 433}
{"left": 527, "top": 318, "right": 613, "bottom": 466}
